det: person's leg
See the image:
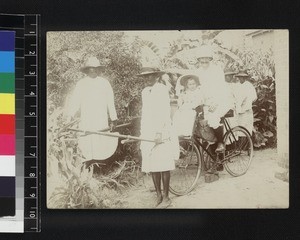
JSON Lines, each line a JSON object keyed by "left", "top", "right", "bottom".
{"left": 156, "top": 171, "right": 172, "bottom": 208}
{"left": 206, "top": 110, "right": 224, "bottom": 152}
{"left": 162, "top": 171, "right": 170, "bottom": 200}
{"left": 214, "top": 125, "right": 224, "bottom": 152}
{"left": 151, "top": 172, "right": 163, "bottom": 206}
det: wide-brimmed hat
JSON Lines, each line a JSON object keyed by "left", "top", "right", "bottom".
{"left": 225, "top": 71, "right": 238, "bottom": 76}
{"left": 136, "top": 67, "right": 164, "bottom": 76}
{"left": 80, "top": 57, "right": 105, "bottom": 73}
{"left": 235, "top": 70, "right": 249, "bottom": 77}
{"left": 179, "top": 74, "right": 200, "bottom": 86}
{"left": 196, "top": 45, "right": 213, "bottom": 60}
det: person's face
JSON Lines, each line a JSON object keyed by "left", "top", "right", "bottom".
{"left": 86, "top": 67, "right": 98, "bottom": 78}
{"left": 239, "top": 76, "right": 247, "bottom": 84}
{"left": 225, "top": 75, "right": 232, "bottom": 83}
{"left": 198, "top": 57, "right": 211, "bottom": 69}
{"left": 144, "top": 73, "right": 157, "bottom": 86}
{"left": 225, "top": 75, "right": 237, "bottom": 83}
{"left": 186, "top": 79, "right": 197, "bottom": 91}
{"left": 232, "top": 76, "right": 238, "bottom": 83}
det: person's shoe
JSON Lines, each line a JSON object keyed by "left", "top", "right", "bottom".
{"left": 154, "top": 195, "right": 163, "bottom": 207}
{"left": 204, "top": 172, "right": 219, "bottom": 183}
{"left": 215, "top": 143, "right": 225, "bottom": 152}
{"left": 156, "top": 197, "right": 171, "bottom": 209}
{"left": 216, "top": 164, "right": 224, "bottom": 171}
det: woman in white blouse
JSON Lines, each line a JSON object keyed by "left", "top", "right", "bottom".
{"left": 166, "top": 45, "right": 232, "bottom": 152}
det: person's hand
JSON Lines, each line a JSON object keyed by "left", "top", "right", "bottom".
{"left": 110, "top": 120, "right": 117, "bottom": 131}
{"left": 208, "top": 104, "right": 217, "bottom": 112}
{"left": 154, "top": 132, "right": 162, "bottom": 145}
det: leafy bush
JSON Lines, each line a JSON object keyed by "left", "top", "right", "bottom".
{"left": 225, "top": 48, "right": 277, "bottom": 148}
{"left": 47, "top": 32, "right": 145, "bottom": 208}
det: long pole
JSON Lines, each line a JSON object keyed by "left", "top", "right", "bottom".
{"left": 67, "top": 128, "right": 162, "bottom": 143}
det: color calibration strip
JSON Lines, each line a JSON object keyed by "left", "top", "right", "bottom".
{"left": 0, "top": 31, "right": 15, "bottom": 217}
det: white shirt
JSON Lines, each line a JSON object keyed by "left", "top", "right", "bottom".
{"left": 140, "top": 83, "right": 171, "bottom": 138}
{"left": 196, "top": 64, "right": 232, "bottom": 108}
{"left": 235, "top": 81, "right": 257, "bottom": 114}
{"left": 67, "top": 76, "right": 117, "bottom": 131}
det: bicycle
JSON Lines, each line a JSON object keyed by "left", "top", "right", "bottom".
{"left": 169, "top": 107, "right": 254, "bottom": 196}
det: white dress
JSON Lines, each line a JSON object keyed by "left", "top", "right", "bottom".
{"left": 67, "top": 76, "right": 118, "bottom": 160}
{"left": 140, "top": 83, "right": 179, "bottom": 173}
{"left": 235, "top": 81, "right": 257, "bottom": 134}
{"left": 173, "top": 88, "right": 203, "bottom": 136}
{"left": 225, "top": 82, "right": 239, "bottom": 129}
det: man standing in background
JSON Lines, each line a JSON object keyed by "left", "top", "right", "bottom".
{"left": 66, "top": 56, "right": 118, "bottom": 167}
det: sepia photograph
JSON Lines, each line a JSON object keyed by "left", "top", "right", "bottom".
{"left": 47, "top": 30, "right": 289, "bottom": 209}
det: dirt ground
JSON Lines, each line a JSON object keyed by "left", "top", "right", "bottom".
{"left": 118, "top": 148, "right": 289, "bottom": 209}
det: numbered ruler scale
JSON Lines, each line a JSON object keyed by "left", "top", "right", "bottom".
{"left": 23, "top": 15, "right": 40, "bottom": 232}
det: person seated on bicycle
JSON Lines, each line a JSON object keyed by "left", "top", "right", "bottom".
{"left": 196, "top": 46, "right": 233, "bottom": 152}
{"left": 173, "top": 74, "right": 203, "bottom": 136}
{"left": 166, "top": 45, "right": 233, "bottom": 152}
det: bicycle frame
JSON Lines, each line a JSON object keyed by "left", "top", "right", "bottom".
{"left": 186, "top": 110, "right": 241, "bottom": 167}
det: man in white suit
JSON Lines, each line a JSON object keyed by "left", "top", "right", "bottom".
{"left": 66, "top": 57, "right": 118, "bottom": 167}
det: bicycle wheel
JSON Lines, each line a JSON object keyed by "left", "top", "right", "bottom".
{"left": 223, "top": 126, "right": 253, "bottom": 177}
{"left": 170, "top": 138, "right": 202, "bottom": 196}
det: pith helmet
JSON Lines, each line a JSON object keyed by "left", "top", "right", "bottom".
{"left": 196, "top": 45, "right": 214, "bottom": 60}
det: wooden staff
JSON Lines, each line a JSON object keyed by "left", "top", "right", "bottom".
{"left": 67, "top": 128, "right": 163, "bottom": 144}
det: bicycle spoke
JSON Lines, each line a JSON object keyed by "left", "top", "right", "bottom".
{"left": 170, "top": 140, "right": 201, "bottom": 196}
{"left": 224, "top": 127, "right": 253, "bottom": 177}
{"left": 236, "top": 137, "right": 249, "bottom": 153}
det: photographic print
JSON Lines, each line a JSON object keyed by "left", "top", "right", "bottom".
{"left": 47, "top": 30, "right": 289, "bottom": 209}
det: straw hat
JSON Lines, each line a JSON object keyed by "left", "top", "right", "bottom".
{"left": 225, "top": 71, "right": 238, "bottom": 76}
{"left": 80, "top": 57, "right": 105, "bottom": 73}
{"left": 136, "top": 67, "right": 165, "bottom": 76}
{"left": 235, "top": 70, "right": 249, "bottom": 77}
{"left": 179, "top": 74, "right": 200, "bottom": 86}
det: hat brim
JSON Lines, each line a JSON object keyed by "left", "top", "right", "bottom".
{"left": 235, "top": 73, "right": 249, "bottom": 77}
{"left": 136, "top": 71, "right": 165, "bottom": 76}
{"left": 196, "top": 56, "right": 213, "bottom": 61}
{"left": 179, "top": 74, "right": 200, "bottom": 86}
{"left": 80, "top": 66, "right": 105, "bottom": 73}
{"left": 225, "top": 71, "right": 238, "bottom": 76}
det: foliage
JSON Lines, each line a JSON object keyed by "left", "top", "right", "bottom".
{"left": 48, "top": 152, "right": 139, "bottom": 208}
{"left": 47, "top": 31, "right": 144, "bottom": 120}
{"left": 47, "top": 32, "right": 145, "bottom": 208}
{"left": 164, "top": 39, "right": 277, "bottom": 148}
{"left": 226, "top": 48, "right": 277, "bottom": 148}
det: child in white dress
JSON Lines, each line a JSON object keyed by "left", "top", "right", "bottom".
{"left": 173, "top": 75, "right": 203, "bottom": 136}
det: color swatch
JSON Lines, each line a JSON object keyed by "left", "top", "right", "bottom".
{"left": 0, "top": 31, "right": 15, "bottom": 217}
